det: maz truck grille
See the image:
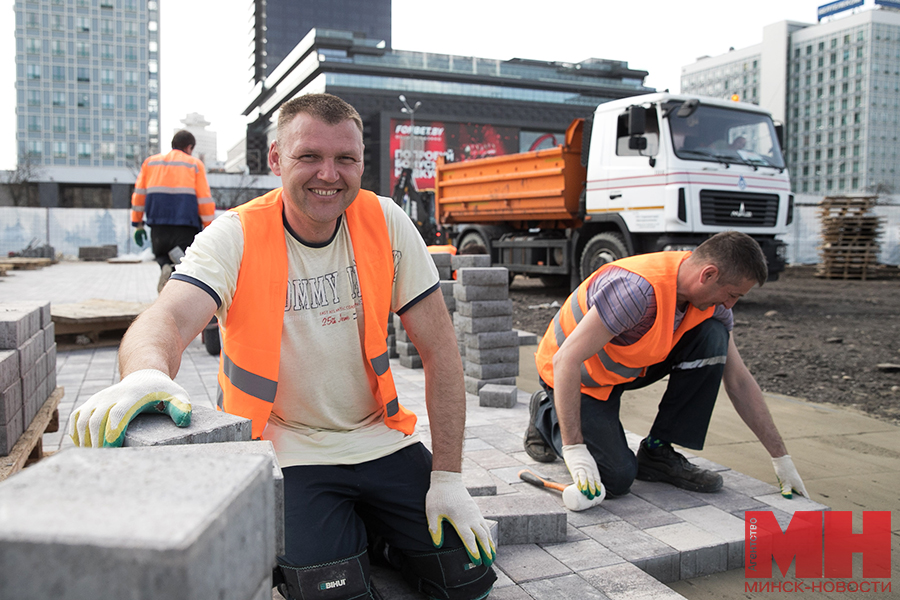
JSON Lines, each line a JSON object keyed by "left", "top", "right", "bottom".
{"left": 699, "top": 191, "right": 779, "bottom": 227}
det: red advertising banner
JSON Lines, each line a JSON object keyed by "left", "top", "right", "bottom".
{"left": 390, "top": 119, "right": 519, "bottom": 191}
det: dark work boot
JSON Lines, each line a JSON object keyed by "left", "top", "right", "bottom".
{"left": 636, "top": 438, "right": 723, "bottom": 493}
{"left": 524, "top": 390, "right": 557, "bottom": 463}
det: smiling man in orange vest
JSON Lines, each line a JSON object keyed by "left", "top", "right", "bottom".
{"left": 526, "top": 232, "right": 808, "bottom": 508}
{"left": 69, "top": 94, "right": 496, "bottom": 600}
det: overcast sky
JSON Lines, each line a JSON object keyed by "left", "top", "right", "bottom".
{"left": 0, "top": 0, "right": 866, "bottom": 170}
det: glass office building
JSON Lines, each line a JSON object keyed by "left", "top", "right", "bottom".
{"left": 681, "top": 7, "right": 900, "bottom": 194}
{"left": 14, "top": 0, "right": 161, "bottom": 171}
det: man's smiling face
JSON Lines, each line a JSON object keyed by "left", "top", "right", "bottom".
{"left": 269, "top": 113, "right": 364, "bottom": 243}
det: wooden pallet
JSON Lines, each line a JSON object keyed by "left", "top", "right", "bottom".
{"left": 51, "top": 299, "right": 150, "bottom": 349}
{"left": 0, "top": 387, "right": 63, "bottom": 482}
{"left": 816, "top": 196, "right": 886, "bottom": 280}
{"left": 0, "top": 257, "right": 53, "bottom": 270}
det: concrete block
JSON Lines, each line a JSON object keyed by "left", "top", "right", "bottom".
{"left": 464, "top": 376, "right": 516, "bottom": 395}
{"left": 581, "top": 520, "right": 679, "bottom": 579}
{"left": 3, "top": 301, "right": 50, "bottom": 328}
{"left": 430, "top": 253, "right": 452, "bottom": 268}
{"left": 17, "top": 330, "right": 45, "bottom": 377}
{"left": 132, "top": 441, "right": 285, "bottom": 557}
{"left": 644, "top": 521, "right": 728, "bottom": 579}
{"left": 492, "top": 544, "right": 570, "bottom": 583}
{"left": 122, "top": 405, "right": 252, "bottom": 447}
{"left": 581, "top": 562, "right": 688, "bottom": 600}
{"left": 392, "top": 313, "right": 403, "bottom": 330}
{"left": 437, "top": 266, "right": 452, "bottom": 281}
{"left": 466, "top": 345, "right": 519, "bottom": 365}
{"left": 465, "top": 361, "right": 519, "bottom": 380}
{"left": 24, "top": 387, "right": 41, "bottom": 428}
{"left": 0, "top": 351, "right": 18, "bottom": 392}
{"left": 0, "top": 447, "right": 276, "bottom": 600}
{"left": 456, "top": 299, "right": 513, "bottom": 318}
{"left": 673, "top": 505, "right": 747, "bottom": 571}
{"left": 42, "top": 322, "right": 55, "bottom": 351}
{"left": 0, "top": 407, "right": 24, "bottom": 455}
{"left": 454, "top": 313, "right": 514, "bottom": 334}
{"left": 439, "top": 280, "right": 455, "bottom": 296}
{"left": 399, "top": 354, "right": 423, "bottom": 369}
{"left": 521, "top": 573, "right": 611, "bottom": 599}
{"left": 515, "top": 330, "right": 539, "bottom": 345}
{"left": 395, "top": 340, "right": 419, "bottom": 357}
{"left": 541, "top": 538, "right": 626, "bottom": 572}
{"left": 453, "top": 284, "right": 508, "bottom": 302}
{"left": 462, "top": 457, "right": 497, "bottom": 497}
{"left": 478, "top": 384, "right": 518, "bottom": 409}
{"left": 395, "top": 328, "right": 409, "bottom": 343}
{"left": 452, "top": 254, "right": 491, "bottom": 270}
{"left": 21, "top": 364, "right": 39, "bottom": 405}
{"left": 443, "top": 296, "right": 456, "bottom": 313}
{"left": 0, "top": 379, "right": 22, "bottom": 426}
{"left": 474, "top": 493, "right": 566, "bottom": 545}
{"left": 464, "top": 331, "right": 519, "bottom": 349}
{"left": 456, "top": 268, "right": 508, "bottom": 287}
{"left": 0, "top": 306, "right": 39, "bottom": 351}
{"left": 629, "top": 479, "right": 707, "bottom": 512}
{"left": 602, "top": 493, "right": 683, "bottom": 529}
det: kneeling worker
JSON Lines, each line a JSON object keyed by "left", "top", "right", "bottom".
{"left": 525, "top": 231, "right": 808, "bottom": 505}
{"left": 70, "top": 94, "right": 495, "bottom": 600}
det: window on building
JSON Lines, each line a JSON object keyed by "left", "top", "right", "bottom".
{"left": 52, "top": 66, "right": 65, "bottom": 81}
{"left": 843, "top": 35, "right": 850, "bottom": 44}
{"left": 124, "top": 46, "right": 137, "bottom": 61}
{"left": 52, "top": 40, "right": 65, "bottom": 57}
{"left": 53, "top": 91, "right": 65, "bottom": 107}
{"left": 125, "top": 96, "right": 138, "bottom": 111}
{"left": 77, "top": 93, "right": 89, "bottom": 108}
{"left": 101, "top": 19, "right": 114, "bottom": 35}
{"left": 125, "top": 71, "right": 138, "bottom": 86}
{"left": 26, "top": 38, "right": 41, "bottom": 54}
{"left": 27, "top": 141, "right": 42, "bottom": 157}
{"left": 124, "top": 22, "right": 138, "bottom": 37}
{"left": 76, "top": 17, "right": 90, "bottom": 32}
{"left": 53, "top": 116, "right": 66, "bottom": 133}
{"left": 78, "top": 118, "right": 90, "bottom": 133}
{"left": 101, "top": 94, "right": 115, "bottom": 110}
{"left": 27, "top": 64, "right": 41, "bottom": 80}
{"left": 125, "top": 143, "right": 138, "bottom": 159}
{"left": 53, "top": 142, "right": 66, "bottom": 158}
{"left": 124, "top": 0, "right": 137, "bottom": 11}
{"left": 76, "top": 42, "right": 90, "bottom": 58}
{"left": 77, "top": 143, "right": 91, "bottom": 158}
{"left": 101, "top": 69, "right": 115, "bottom": 85}
{"left": 102, "top": 119, "right": 115, "bottom": 134}
{"left": 27, "top": 90, "right": 41, "bottom": 106}
{"left": 77, "top": 67, "right": 89, "bottom": 82}
{"left": 101, "top": 143, "right": 116, "bottom": 159}
{"left": 101, "top": 45, "right": 114, "bottom": 60}
{"left": 27, "top": 115, "right": 41, "bottom": 132}
{"left": 125, "top": 120, "right": 138, "bottom": 136}
{"left": 52, "top": 15, "right": 63, "bottom": 31}
{"left": 148, "top": 99, "right": 158, "bottom": 115}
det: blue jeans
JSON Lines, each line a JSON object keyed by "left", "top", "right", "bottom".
{"left": 535, "top": 319, "right": 730, "bottom": 495}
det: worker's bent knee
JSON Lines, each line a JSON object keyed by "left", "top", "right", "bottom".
{"left": 275, "top": 550, "right": 371, "bottom": 600}
{"left": 399, "top": 546, "right": 497, "bottom": 600}
{"left": 603, "top": 461, "right": 638, "bottom": 497}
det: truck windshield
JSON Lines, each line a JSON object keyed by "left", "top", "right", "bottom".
{"left": 668, "top": 104, "right": 785, "bottom": 169}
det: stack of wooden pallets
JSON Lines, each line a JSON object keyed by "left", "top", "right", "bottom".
{"left": 816, "top": 195, "right": 885, "bottom": 280}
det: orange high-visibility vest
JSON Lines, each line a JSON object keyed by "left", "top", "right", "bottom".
{"left": 131, "top": 148, "right": 215, "bottom": 230}
{"left": 217, "top": 188, "right": 417, "bottom": 439}
{"left": 535, "top": 251, "right": 714, "bottom": 400}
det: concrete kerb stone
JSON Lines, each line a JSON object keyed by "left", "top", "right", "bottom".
{"left": 465, "top": 376, "right": 517, "bottom": 395}
{"left": 0, "top": 448, "right": 276, "bottom": 600}
{"left": 464, "top": 331, "right": 519, "bottom": 349}
{"left": 122, "top": 405, "right": 252, "bottom": 447}
{"left": 451, "top": 254, "right": 491, "bottom": 270}
{"left": 453, "top": 285, "right": 508, "bottom": 302}
{"left": 455, "top": 299, "right": 513, "bottom": 318}
{"left": 475, "top": 493, "right": 567, "bottom": 545}
{"left": 454, "top": 314, "right": 514, "bottom": 334}
{"left": 0, "top": 305, "right": 41, "bottom": 350}
{"left": 478, "top": 384, "right": 518, "bottom": 409}
{"left": 456, "top": 268, "right": 509, "bottom": 287}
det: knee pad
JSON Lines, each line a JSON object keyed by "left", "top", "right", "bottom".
{"left": 398, "top": 546, "right": 497, "bottom": 600}
{"left": 274, "top": 550, "right": 372, "bottom": 600}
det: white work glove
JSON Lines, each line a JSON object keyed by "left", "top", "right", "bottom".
{"left": 68, "top": 369, "right": 192, "bottom": 448}
{"left": 772, "top": 455, "right": 808, "bottom": 499}
{"left": 425, "top": 471, "right": 496, "bottom": 566}
{"left": 562, "top": 444, "right": 605, "bottom": 501}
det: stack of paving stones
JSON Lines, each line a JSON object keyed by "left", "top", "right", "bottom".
{"left": 392, "top": 313, "right": 422, "bottom": 369}
{"left": 371, "top": 369, "right": 832, "bottom": 599}
{"left": 0, "top": 446, "right": 277, "bottom": 600}
{"left": 386, "top": 314, "right": 398, "bottom": 359}
{"left": 449, "top": 253, "right": 490, "bottom": 358}
{"left": 77, "top": 244, "right": 118, "bottom": 261}
{"left": 0, "top": 302, "right": 57, "bottom": 455}
{"left": 452, "top": 267, "right": 520, "bottom": 407}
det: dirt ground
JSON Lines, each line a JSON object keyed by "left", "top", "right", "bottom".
{"left": 508, "top": 265, "right": 900, "bottom": 425}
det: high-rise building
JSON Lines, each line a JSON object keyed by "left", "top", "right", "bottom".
{"left": 680, "top": 5, "right": 900, "bottom": 195}
{"left": 250, "top": 0, "right": 391, "bottom": 82}
{"left": 178, "top": 113, "right": 218, "bottom": 168}
{"left": 14, "top": 0, "right": 161, "bottom": 172}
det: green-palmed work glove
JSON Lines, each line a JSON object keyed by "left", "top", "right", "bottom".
{"left": 425, "top": 471, "right": 496, "bottom": 567}
{"left": 772, "top": 455, "right": 809, "bottom": 499}
{"left": 68, "top": 369, "right": 191, "bottom": 448}
{"left": 134, "top": 227, "right": 147, "bottom": 247}
{"left": 562, "top": 443, "right": 606, "bottom": 501}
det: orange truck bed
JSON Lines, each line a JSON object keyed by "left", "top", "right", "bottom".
{"left": 434, "top": 119, "right": 587, "bottom": 227}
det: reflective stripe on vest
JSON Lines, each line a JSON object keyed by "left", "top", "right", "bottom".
{"left": 217, "top": 188, "right": 416, "bottom": 438}
{"left": 535, "top": 251, "right": 714, "bottom": 400}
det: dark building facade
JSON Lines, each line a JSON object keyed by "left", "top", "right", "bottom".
{"left": 251, "top": 0, "right": 392, "bottom": 82}
{"left": 244, "top": 29, "right": 654, "bottom": 196}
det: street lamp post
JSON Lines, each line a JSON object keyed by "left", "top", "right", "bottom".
{"left": 398, "top": 94, "right": 421, "bottom": 137}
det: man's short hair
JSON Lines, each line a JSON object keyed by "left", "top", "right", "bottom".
{"left": 171, "top": 130, "right": 196, "bottom": 152}
{"left": 276, "top": 93, "right": 364, "bottom": 144}
{"left": 692, "top": 231, "right": 768, "bottom": 287}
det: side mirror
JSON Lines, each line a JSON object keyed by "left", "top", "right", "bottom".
{"left": 628, "top": 136, "right": 648, "bottom": 151}
{"left": 627, "top": 106, "right": 646, "bottom": 136}
{"left": 774, "top": 122, "right": 784, "bottom": 151}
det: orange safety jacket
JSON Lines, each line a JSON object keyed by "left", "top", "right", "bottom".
{"left": 217, "top": 187, "right": 417, "bottom": 439}
{"left": 131, "top": 149, "right": 215, "bottom": 230}
{"left": 535, "top": 251, "right": 714, "bottom": 400}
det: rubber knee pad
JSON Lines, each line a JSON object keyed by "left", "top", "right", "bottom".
{"left": 275, "top": 550, "right": 372, "bottom": 600}
{"left": 399, "top": 547, "right": 496, "bottom": 600}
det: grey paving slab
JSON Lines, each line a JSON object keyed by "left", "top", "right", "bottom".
{"left": 581, "top": 562, "right": 688, "bottom": 600}
{"left": 601, "top": 492, "right": 685, "bottom": 530}
{"left": 643, "top": 521, "right": 728, "bottom": 579}
{"left": 520, "top": 573, "right": 612, "bottom": 599}
{"left": 541, "top": 538, "right": 627, "bottom": 572}
{"left": 494, "top": 544, "right": 571, "bottom": 584}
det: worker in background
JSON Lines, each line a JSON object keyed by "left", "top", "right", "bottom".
{"left": 131, "top": 130, "right": 214, "bottom": 293}
{"left": 70, "top": 94, "right": 496, "bottom": 600}
{"left": 525, "top": 231, "right": 808, "bottom": 505}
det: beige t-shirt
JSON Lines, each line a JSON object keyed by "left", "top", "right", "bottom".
{"left": 175, "top": 194, "right": 439, "bottom": 467}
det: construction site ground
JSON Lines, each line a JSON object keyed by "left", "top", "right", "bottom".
{"left": 1, "top": 259, "right": 898, "bottom": 599}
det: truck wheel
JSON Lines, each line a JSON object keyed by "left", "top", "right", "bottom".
{"left": 203, "top": 328, "right": 221, "bottom": 356}
{"left": 457, "top": 231, "right": 488, "bottom": 253}
{"left": 580, "top": 232, "right": 628, "bottom": 280}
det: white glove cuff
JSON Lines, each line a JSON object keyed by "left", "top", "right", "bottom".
{"left": 430, "top": 470, "right": 463, "bottom": 485}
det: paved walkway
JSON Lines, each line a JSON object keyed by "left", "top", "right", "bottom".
{"left": 3, "top": 260, "right": 898, "bottom": 599}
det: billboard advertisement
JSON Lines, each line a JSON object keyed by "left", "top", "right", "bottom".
{"left": 817, "top": 0, "right": 863, "bottom": 20}
{"left": 390, "top": 119, "right": 519, "bottom": 191}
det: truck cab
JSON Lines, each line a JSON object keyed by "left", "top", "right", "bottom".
{"left": 580, "top": 93, "right": 792, "bottom": 280}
